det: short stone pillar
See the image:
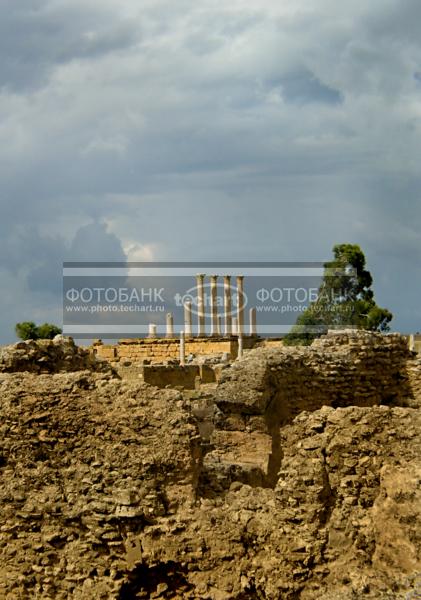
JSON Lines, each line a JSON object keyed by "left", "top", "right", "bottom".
{"left": 249, "top": 307, "right": 257, "bottom": 336}
{"left": 238, "top": 335, "right": 244, "bottom": 359}
{"left": 148, "top": 323, "right": 157, "bottom": 338}
{"left": 409, "top": 334, "right": 415, "bottom": 352}
{"left": 166, "top": 312, "right": 174, "bottom": 337}
{"left": 223, "top": 275, "right": 232, "bottom": 337}
{"left": 236, "top": 275, "right": 245, "bottom": 336}
{"left": 184, "top": 300, "right": 193, "bottom": 338}
{"left": 196, "top": 274, "right": 205, "bottom": 337}
{"left": 210, "top": 275, "right": 218, "bottom": 337}
{"left": 179, "top": 331, "right": 186, "bottom": 366}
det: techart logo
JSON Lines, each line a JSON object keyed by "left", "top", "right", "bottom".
{"left": 174, "top": 282, "right": 247, "bottom": 319}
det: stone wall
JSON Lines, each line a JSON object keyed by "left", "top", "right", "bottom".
{"left": 91, "top": 336, "right": 259, "bottom": 364}
{"left": 140, "top": 364, "right": 216, "bottom": 389}
{"left": 407, "top": 333, "right": 421, "bottom": 354}
{"left": 216, "top": 331, "right": 414, "bottom": 422}
{"left": 406, "top": 355, "right": 421, "bottom": 404}
{"left": 202, "top": 330, "right": 420, "bottom": 492}
{"left": 0, "top": 332, "right": 420, "bottom": 598}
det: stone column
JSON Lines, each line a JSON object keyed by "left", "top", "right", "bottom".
{"left": 217, "top": 316, "right": 222, "bottom": 337}
{"left": 409, "top": 334, "right": 415, "bottom": 352}
{"left": 232, "top": 317, "right": 238, "bottom": 336}
{"left": 249, "top": 307, "right": 257, "bottom": 336}
{"left": 210, "top": 275, "right": 218, "bottom": 337}
{"left": 179, "top": 331, "right": 185, "bottom": 366}
{"left": 223, "top": 275, "right": 232, "bottom": 337}
{"left": 238, "top": 335, "right": 243, "bottom": 359}
{"left": 236, "top": 275, "right": 245, "bottom": 336}
{"left": 196, "top": 274, "right": 205, "bottom": 337}
{"left": 184, "top": 300, "right": 192, "bottom": 339}
{"left": 166, "top": 312, "right": 174, "bottom": 338}
{"left": 148, "top": 323, "right": 157, "bottom": 338}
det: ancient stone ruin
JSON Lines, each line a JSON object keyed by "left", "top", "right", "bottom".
{"left": 92, "top": 274, "right": 271, "bottom": 366}
{"left": 0, "top": 335, "right": 110, "bottom": 374}
{"left": 0, "top": 331, "right": 420, "bottom": 599}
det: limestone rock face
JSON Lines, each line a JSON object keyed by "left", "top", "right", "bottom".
{"left": 0, "top": 331, "right": 420, "bottom": 599}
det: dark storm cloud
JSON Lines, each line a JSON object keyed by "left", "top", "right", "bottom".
{"left": 67, "top": 222, "right": 127, "bottom": 262}
{"left": 1, "top": 0, "right": 421, "bottom": 342}
{"left": 268, "top": 70, "right": 342, "bottom": 105}
{"left": 0, "top": 0, "right": 139, "bottom": 91}
{"left": 25, "top": 222, "right": 125, "bottom": 295}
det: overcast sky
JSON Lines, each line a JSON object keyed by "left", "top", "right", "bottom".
{"left": 1, "top": 0, "right": 421, "bottom": 343}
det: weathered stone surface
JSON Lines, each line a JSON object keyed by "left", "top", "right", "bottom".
{"left": 0, "top": 331, "right": 420, "bottom": 599}
{"left": 0, "top": 336, "right": 111, "bottom": 374}
{"left": 92, "top": 337, "right": 258, "bottom": 364}
{"left": 0, "top": 371, "right": 201, "bottom": 599}
{"left": 131, "top": 405, "right": 421, "bottom": 599}
{"left": 201, "top": 331, "right": 419, "bottom": 494}
{"left": 216, "top": 331, "right": 414, "bottom": 418}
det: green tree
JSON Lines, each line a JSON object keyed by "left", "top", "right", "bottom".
{"left": 15, "top": 321, "right": 62, "bottom": 341}
{"left": 15, "top": 321, "right": 39, "bottom": 341}
{"left": 284, "top": 244, "right": 393, "bottom": 345}
{"left": 36, "top": 323, "right": 62, "bottom": 339}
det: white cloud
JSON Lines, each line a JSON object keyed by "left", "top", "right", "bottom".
{"left": 124, "top": 242, "right": 158, "bottom": 262}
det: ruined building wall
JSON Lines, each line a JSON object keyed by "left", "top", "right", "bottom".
{"left": 0, "top": 335, "right": 420, "bottom": 598}
{"left": 91, "top": 337, "right": 260, "bottom": 363}
{"left": 201, "top": 331, "right": 421, "bottom": 493}
{"left": 406, "top": 355, "right": 421, "bottom": 403}
{"left": 139, "top": 364, "right": 216, "bottom": 389}
{"left": 215, "top": 331, "right": 414, "bottom": 427}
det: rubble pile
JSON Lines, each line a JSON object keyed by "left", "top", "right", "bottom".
{"left": 0, "top": 337, "right": 110, "bottom": 374}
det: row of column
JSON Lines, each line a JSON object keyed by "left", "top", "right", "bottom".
{"left": 190, "top": 274, "right": 255, "bottom": 338}
{"left": 149, "top": 274, "right": 257, "bottom": 338}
